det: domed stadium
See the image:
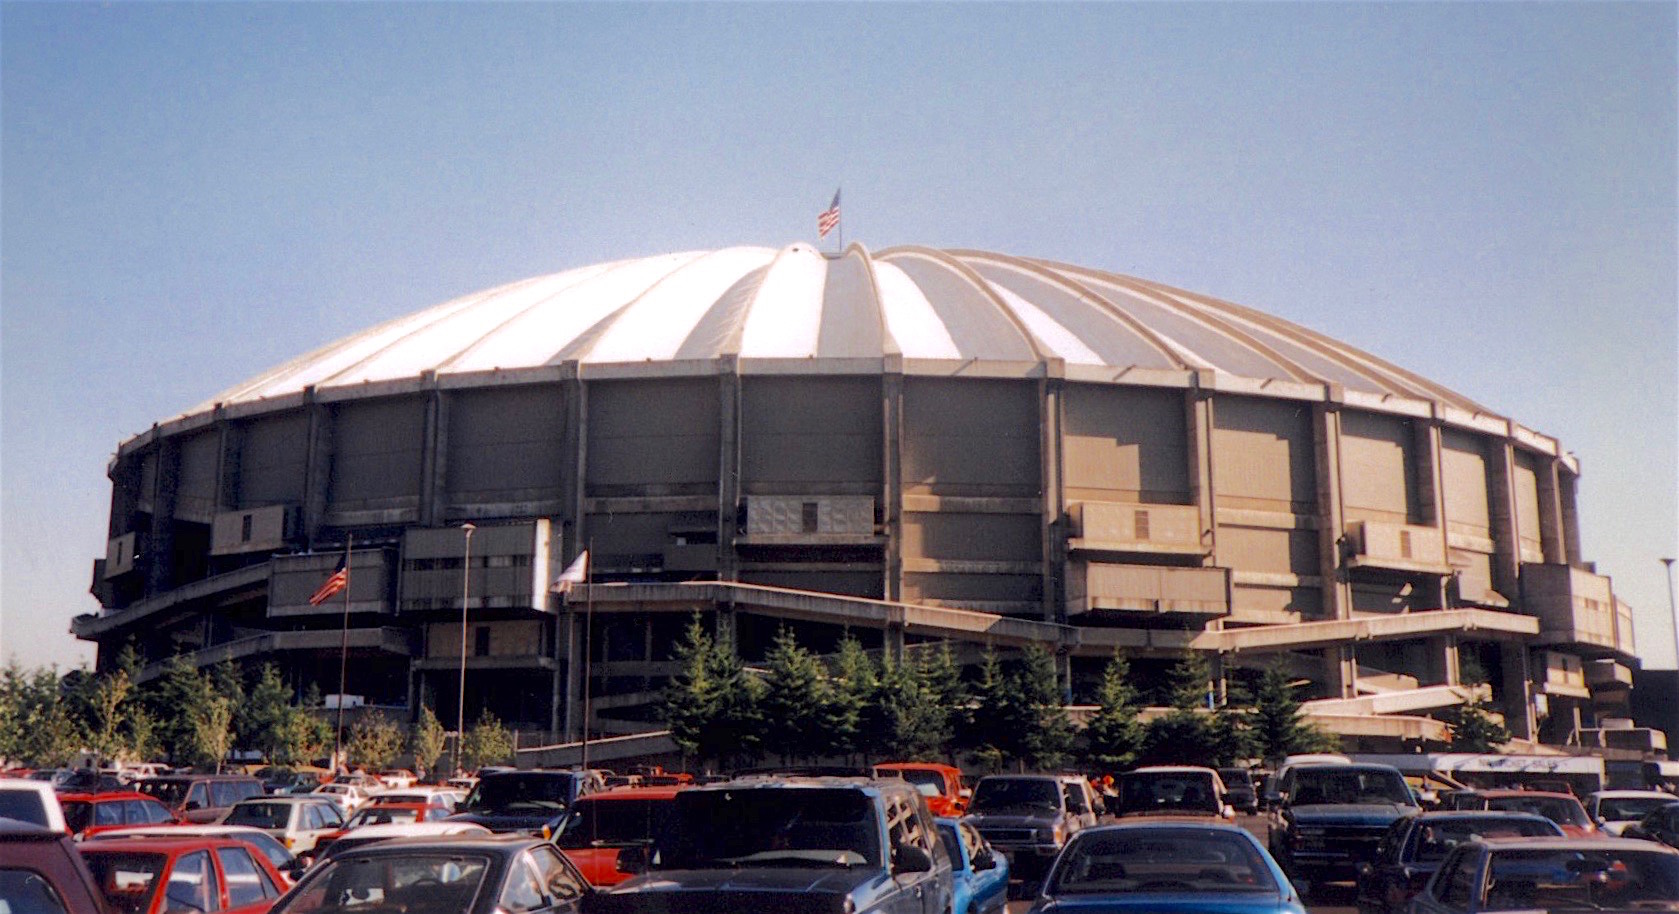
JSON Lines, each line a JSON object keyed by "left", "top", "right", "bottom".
{"left": 76, "top": 243, "right": 1644, "bottom": 758}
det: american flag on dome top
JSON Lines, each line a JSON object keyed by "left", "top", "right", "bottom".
{"left": 309, "top": 559, "right": 349, "bottom": 606}
{"left": 817, "top": 189, "right": 841, "bottom": 238}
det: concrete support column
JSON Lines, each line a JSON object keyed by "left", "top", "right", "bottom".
{"left": 882, "top": 357, "right": 904, "bottom": 603}
{"left": 560, "top": 363, "right": 587, "bottom": 563}
{"left": 418, "top": 375, "right": 448, "bottom": 528}
{"left": 144, "top": 430, "right": 180, "bottom": 599}
{"left": 1535, "top": 458, "right": 1568, "bottom": 565}
{"left": 301, "top": 388, "right": 333, "bottom": 550}
{"left": 1486, "top": 439, "right": 1523, "bottom": 604}
{"left": 212, "top": 406, "right": 234, "bottom": 514}
{"left": 562, "top": 609, "right": 584, "bottom": 743}
{"left": 1040, "top": 360, "right": 1065, "bottom": 623}
{"left": 1313, "top": 397, "right": 1355, "bottom": 699}
{"left": 717, "top": 358, "right": 742, "bottom": 583}
{"left": 1558, "top": 468, "right": 1583, "bottom": 565}
{"left": 1499, "top": 641, "right": 1536, "bottom": 742}
{"left": 1187, "top": 376, "right": 1217, "bottom": 566}
{"left": 1429, "top": 634, "right": 1461, "bottom": 687}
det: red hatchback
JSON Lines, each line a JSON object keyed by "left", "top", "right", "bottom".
{"left": 60, "top": 792, "right": 177, "bottom": 838}
{"left": 79, "top": 836, "right": 289, "bottom": 914}
{"left": 551, "top": 786, "right": 683, "bottom": 886}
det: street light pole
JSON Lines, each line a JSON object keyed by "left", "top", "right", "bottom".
{"left": 1664, "top": 557, "right": 1677, "bottom": 757}
{"left": 454, "top": 523, "right": 476, "bottom": 776}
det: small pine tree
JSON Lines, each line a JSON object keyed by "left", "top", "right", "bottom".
{"left": 760, "top": 627, "right": 831, "bottom": 763}
{"left": 662, "top": 615, "right": 718, "bottom": 766}
{"left": 1083, "top": 652, "right": 1144, "bottom": 774}
{"left": 830, "top": 637, "right": 877, "bottom": 762}
{"left": 1013, "top": 643, "right": 1074, "bottom": 771}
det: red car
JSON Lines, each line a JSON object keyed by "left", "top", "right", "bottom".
{"left": 59, "top": 791, "right": 178, "bottom": 838}
{"left": 307, "top": 801, "right": 455, "bottom": 861}
{"left": 875, "top": 762, "right": 968, "bottom": 817}
{"left": 1452, "top": 788, "right": 1598, "bottom": 838}
{"left": 79, "top": 835, "right": 290, "bottom": 914}
{"left": 551, "top": 786, "right": 683, "bottom": 886}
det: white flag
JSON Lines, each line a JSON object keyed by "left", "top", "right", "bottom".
{"left": 550, "top": 550, "right": 589, "bottom": 594}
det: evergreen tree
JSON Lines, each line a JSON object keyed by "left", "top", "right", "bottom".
{"left": 147, "top": 656, "right": 213, "bottom": 764}
{"left": 244, "top": 664, "right": 299, "bottom": 764}
{"left": 701, "top": 627, "right": 765, "bottom": 770}
{"left": 956, "top": 649, "right": 1009, "bottom": 773}
{"left": 663, "top": 615, "right": 719, "bottom": 766}
{"left": 8, "top": 666, "right": 82, "bottom": 767}
{"left": 760, "top": 627, "right": 831, "bottom": 762}
{"left": 1012, "top": 643, "right": 1074, "bottom": 771}
{"left": 1249, "top": 665, "right": 1340, "bottom": 761}
{"left": 830, "top": 636, "right": 877, "bottom": 761}
{"left": 1082, "top": 652, "right": 1144, "bottom": 774}
{"left": 114, "top": 645, "right": 158, "bottom": 761}
{"left": 411, "top": 704, "right": 449, "bottom": 780}
{"left": 1445, "top": 670, "right": 1511, "bottom": 753}
{"left": 868, "top": 654, "right": 945, "bottom": 760}
{"left": 912, "top": 644, "right": 961, "bottom": 758}
{"left": 1138, "top": 652, "right": 1225, "bottom": 767}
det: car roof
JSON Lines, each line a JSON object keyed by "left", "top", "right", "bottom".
{"left": 1473, "top": 835, "right": 1678, "bottom": 853}
{"left": 687, "top": 775, "right": 901, "bottom": 797}
{"left": 1127, "top": 766, "right": 1219, "bottom": 775}
{"left": 1076, "top": 820, "right": 1256, "bottom": 837}
{"left": 237, "top": 795, "right": 334, "bottom": 803}
{"left": 80, "top": 836, "right": 253, "bottom": 853}
{"left": 1410, "top": 810, "right": 1559, "bottom": 823}
{"left": 1476, "top": 789, "right": 1581, "bottom": 800}
{"left": 57, "top": 791, "right": 155, "bottom": 802}
{"left": 331, "top": 822, "right": 491, "bottom": 839}
{"left": 1590, "top": 789, "right": 1677, "bottom": 798}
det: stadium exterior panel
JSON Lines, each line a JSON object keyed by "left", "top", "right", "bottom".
{"left": 76, "top": 243, "right": 1645, "bottom": 753}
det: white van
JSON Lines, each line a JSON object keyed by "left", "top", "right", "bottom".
{"left": 0, "top": 778, "right": 68, "bottom": 832}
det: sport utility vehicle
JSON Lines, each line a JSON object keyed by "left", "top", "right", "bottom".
{"left": 594, "top": 776, "right": 954, "bottom": 914}
{"left": 0, "top": 818, "right": 106, "bottom": 914}
{"left": 448, "top": 769, "right": 604, "bottom": 834}
{"left": 965, "top": 774, "right": 1099, "bottom": 884}
{"left": 1269, "top": 762, "right": 1417, "bottom": 896}
{"left": 135, "top": 774, "right": 263, "bottom": 824}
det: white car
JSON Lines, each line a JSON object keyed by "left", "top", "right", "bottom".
{"left": 223, "top": 795, "right": 347, "bottom": 854}
{"left": 1588, "top": 789, "right": 1679, "bottom": 836}
{"left": 0, "top": 778, "right": 68, "bottom": 832}
{"left": 365, "top": 787, "right": 465, "bottom": 812}
{"left": 311, "top": 782, "right": 371, "bottom": 813}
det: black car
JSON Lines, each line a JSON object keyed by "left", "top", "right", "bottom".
{"left": 1353, "top": 811, "right": 1562, "bottom": 914}
{"left": 591, "top": 776, "right": 954, "bottom": 914}
{"left": 965, "top": 774, "right": 1099, "bottom": 887}
{"left": 1269, "top": 763, "right": 1419, "bottom": 897}
{"left": 1627, "top": 801, "right": 1679, "bottom": 847}
{"left": 448, "top": 769, "right": 602, "bottom": 834}
{"left": 267, "top": 833, "right": 589, "bottom": 914}
{"left": 1220, "top": 767, "right": 1260, "bottom": 814}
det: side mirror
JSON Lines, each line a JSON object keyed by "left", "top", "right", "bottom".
{"left": 1222, "top": 805, "right": 1236, "bottom": 820}
{"left": 959, "top": 787, "right": 972, "bottom": 799}
{"left": 892, "top": 845, "right": 932, "bottom": 874}
{"left": 973, "top": 849, "right": 996, "bottom": 872}
{"left": 616, "top": 845, "right": 649, "bottom": 875}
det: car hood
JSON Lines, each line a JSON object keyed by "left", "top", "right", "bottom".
{"left": 590, "top": 868, "right": 893, "bottom": 914}
{"left": 966, "top": 811, "right": 1058, "bottom": 827}
{"left": 1032, "top": 892, "right": 1300, "bottom": 914}
{"left": 446, "top": 810, "right": 564, "bottom": 832}
{"left": 1287, "top": 804, "right": 1413, "bottom": 826}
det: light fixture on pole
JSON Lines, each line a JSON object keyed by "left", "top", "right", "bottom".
{"left": 454, "top": 523, "right": 476, "bottom": 776}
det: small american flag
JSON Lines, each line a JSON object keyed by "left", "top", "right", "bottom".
{"left": 817, "top": 189, "right": 841, "bottom": 238}
{"left": 309, "top": 560, "right": 349, "bottom": 606}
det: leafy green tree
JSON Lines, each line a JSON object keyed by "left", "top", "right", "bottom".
{"left": 192, "top": 694, "right": 236, "bottom": 772}
{"left": 347, "top": 715, "right": 405, "bottom": 770}
{"left": 0, "top": 663, "right": 24, "bottom": 763}
{"left": 243, "top": 665, "right": 298, "bottom": 764}
{"left": 1082, "top": 652, "right": 1144, "bottom": 774}
{"left": 5, "top": 666, "right": 83, "bottom": 767}
{"left": 84, "top": 667, "right": 133, "bottom": 763}
{"left": 760, "top": 628, "right": 832, "bottom": 763}
{"left": 146, "top": 655, "right": 214, "bottom": 764}
{"left": 1250, "top": 665, "right": 1339, "bottom": 761}
{"left": 461, "top": 711, "right": 514, "bottom": 771}
{"left": 411, "top": 704, "right": 449, "bottom": 780}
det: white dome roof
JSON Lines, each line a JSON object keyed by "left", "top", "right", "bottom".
{"left": 200, "top": 243, "right": 1483, "bottom": 413}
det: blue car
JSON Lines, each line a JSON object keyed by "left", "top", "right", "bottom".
{"left": 938, "top": 817, "right": 1010, "bottom": 914}
{"left": 1024, "top": 821, "right": 1306, "bottom": 914}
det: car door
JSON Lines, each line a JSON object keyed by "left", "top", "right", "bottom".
{"left": 501, "top": 847, "right": 589, "bottom": 913}
{"left": 163, "top": 849, "right": 221, "bottom": 914}
{"left": 885, "top": 794, "right": 935, "bottom": 914}
{"left": 960, "top": 820, "right": 1006, "bottom": 914}
{"left": 214, "top": 846, "right": 281, "bottom": 914}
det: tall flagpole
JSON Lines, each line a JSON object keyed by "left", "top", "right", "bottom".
{"left": 580, "top": 540, "right": 594, "bottom": 770}
{"left": 333, "top": 538, "right": 352, "bottom": 772}
{"left": 836, "top": 187, "right": 844, "bottom": 253}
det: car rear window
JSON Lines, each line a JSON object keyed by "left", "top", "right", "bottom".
{"left": 227, "top": 802, "right": 294, "bottom": 829}
{"left": 81, "top": 851, "right": 166, "bottom": 914}
{"left": 1050, "top": 827, "right": 1277, "bottom": 895}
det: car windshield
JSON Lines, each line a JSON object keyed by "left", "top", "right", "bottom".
{"left": 1049, "top": 827, "right": 1277, "bottom": 895}
{"left": 1485, "top": 796, "right": 1590, "bottom": 828}
{"left": 1483, "top": 847, "right": 1679, "bottom": 911}
{"left": 346, "top": 807, "right": 421, "bottom": 827}
{"left": 659, "top": 788, "right": 880, "bottom": 868}
{"left": 1117, "top": 772, "right": 1220, "bottom": 815}
{"left": 971, "top": 778, "right": 1060, "bottom": 813}
{"left": 1288, "top": 767, "right": 1414, "bottom": 806}
{"left": 880, "top": 769, "right": 946, "bottom": 798}
{"left": 225, "top": 802, "right": 293, "bottom": 829}
{"left": 463, "top": 775, "right": 575, "bottom": 813}
{"left": 553, "top": 797, "right": 674, "bottom": 848}
{"left": 1218, "top": 769, "right": 1254, "bottom": 789}
{"left": 81, "top": 851, "right": 166, "bottom": 914}
{"left": 1411, "top": 816, "right": 1563, "bottom": 861}
{"left": 1601, "top": 797, "right": 1679, "bottom": 822}
{"left": 278, "top": 852, "right": 490, "bottom": 914}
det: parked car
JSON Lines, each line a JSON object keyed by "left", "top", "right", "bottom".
{"left": 876, "top": 762, "right": 969, "bottom": 816}
{"left": 937, "top": 817, "right": 1009, "bottom": 914}
{"left": 1587, "top": 789, "right": 1679, "bottom": 836}
{"left": 0, "top": 777, "right": 70, "bottom": 832}
{"left": 374, "top": 769, "right": 417, "bottom": 790}
{"left": 966, "top": 773, "right": 1097, "bottom": 885}
{"left": 308, "top": 782, "right": 370, "bottom": 815}
{"left": 1221, "top": 767, "right": 1260, "bottom": 814}
{"left": 59, "top": 791, "right": 178, "bottom": 838}
{"left": 1625, "top": 801, "right": 1679, "bottom": 847}
{"left": 1409, "top": 836, "right": 1679, "bottom": 914}
{"left": 448, "top": 769, "right": 603, "bottom": 834}
{"left": 594, "top": 776, "right": 954, "bottom": 914}
{"left": 1268, "top": 762, "right": 1419, "bottom": 897}
{"left": 550, "top": 786, "right": 683, "bottom": 886}
{"left": 222, "top": 796, "right": 346, "bottom": 855}
{"left": 1448, "top": 789, "right": 1596, "bottom": 838}
{"left": 267, "top": 833, "right": 590, "bottom": 914}
{"left": 78, "top": 834, "right": 291, "bottom": 914}
{"left": 363, "top": 787, "right": 464, "bottom": 812}
{"left": 135, "top": 775, "right": 264, "bottom": 824}
{"left": 1025, "top": 820, "right": 1306, "bottom": 914}
{"left": 86, "top": 824, "right": 307, "bottom": 885}
{"left": 0, "top": 818, "right": 108, "bottom": 914}
{"left": 1114, "top": 766, "right": 1232, "bottom": 819}
{"left": 1352, "top": 811, "right": 1562, "bottom": 914}
{"left": 310, "top": 821, "right": 492, "bottom": 863}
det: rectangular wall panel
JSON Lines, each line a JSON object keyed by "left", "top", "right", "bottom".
{"left": 238, "top": 411, "right": 309, "bottom": 508}
{"left": 1513, "top": 452, "right": 1544, "bottom": 562}
{"left": 901, "top": 511, "right": 1040, "bottom": 562}
{"left": 902, "top": 378, "right": 1038, "bottom": 496}
{"left": 1062, "top": 384, "right": 1189, "bottom": 503}
{"left": 741, "top": 377, "right": 880, "bottom": 487}
{"left": 1215, "top": 525, "right": 1317, "bottom": 576}
{"left": 331, "top": 397, "right": 425, "bottom": 504}
{"left": 174, "top": 430, "right": 221, "bottom": 521}
{"left": 1210, "top": 396, "right": 1314, "bottom": 512}
{"left": 1441, "top": 430, "right": 1493, "bottom": 533}
{"left": 447, "top": 385, "right": 566, "bottom": 502}
{"left": 587, "top": 379, "right": 718, "bottom": 495}
{"left": 1339, "top": 411, "right": 1416, "bottom": 523}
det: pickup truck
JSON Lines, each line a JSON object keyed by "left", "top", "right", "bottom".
{"left": 1270, "top": 762, "right": 1418, "bottom": 898}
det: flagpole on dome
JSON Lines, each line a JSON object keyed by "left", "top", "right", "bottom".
{"left": 580, "top": 540, "right": 594, "bottom": 771}
{"left": 334, "top": 536, "right": 352, "bottom": 773}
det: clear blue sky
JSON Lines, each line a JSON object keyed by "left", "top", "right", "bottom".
{"left": 3, "top": 3, "right": 1675, "bottom": 669}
